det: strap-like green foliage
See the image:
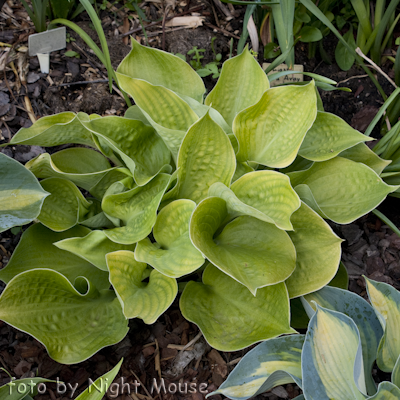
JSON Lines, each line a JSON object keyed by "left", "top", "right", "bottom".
{"left": 0, "top": 377, "right": 54, "bottom": 400}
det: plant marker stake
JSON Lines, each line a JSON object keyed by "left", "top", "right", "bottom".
{"left": 28, "top": 27, "right": 66, "bottom": 74}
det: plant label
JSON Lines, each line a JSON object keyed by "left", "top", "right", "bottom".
{"left": 263, "top": 63, "right": 304, "bottom": 87}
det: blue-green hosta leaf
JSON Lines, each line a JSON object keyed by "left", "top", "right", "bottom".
{"left": 205, "top": 48, "right": 270, "bottom": 127}
{"left": 0, "top": 270, "right": 128, "bottom": 364}
{"left": 0, "top": 378, "right": 54, "bottom": 400}
{"left": 10, "top": 112, "right": 95, "bottom": 147}
{"left": 365, "top": 278, "right": 400, "bottom": 372}
{"left": 180, "top": 264, "right": 296, "bottom": 351}
{"left": 189, "top": 197, "right": 296, "bottom": 295}
{"left": 135, "top": 200, "right": 204, "bottom": 278}
{"left": 55, "top": 230, "right": 136, "bottom": 271}
{"left": 210, "top": 335, "right": 304, "bottom": 400}
{"left": 299, "top": 111, "right": 373, "bottom": 161}
{"left": 0, "top": 224, "right": 110, "bottom": 290}
{"left": 285, "top": 202, "right": 342, "bottom": 298}
{"left": 38, "top": 178, "right": 92, "bottom": 232}
{"left": 303, "top": 286, "right": 383, "bottom": 396}
{"left": 0, "top": 153, "right": 48, "bottom": 233}
{"left": 392, "top": 355, "right": 400, "bottom": 388}
{"left": 289, "top": 157, "right": 398, "bottom": 224}
{"left": 233, "top": 82, "right": 317, "bottom": 168}
{"left": 117, "top": 38, "right": 205, "bottom": 102}
{"left": 302, "top": 305, "right": 367, "bottom": 400}
{"left": 116, "top": 73, "right": 198, "bottom": 159}
{"left": 171, "top": 113, "right": 236, "bottom": 203}
{"left": 107, "top": 251, "right": 177, "bottom": 323}
{"left": 102, "top": 174, "right": 171, "bottom": 244}
{"left": 82, "top": 116, "right": 171, "bottom": 186}
{"left": 368, "top": 381, "right": 400, "bottom": 399}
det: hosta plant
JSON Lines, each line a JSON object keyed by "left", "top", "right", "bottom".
{"left": 0, "top": 39, "right": 397, "bottom": 364}
{"left": 213, "top": 277, "right": 400, "bottom": 400}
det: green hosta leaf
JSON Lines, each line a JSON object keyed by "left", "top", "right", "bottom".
{"left": 189, "top": 197, "right": 296, "bottom": 295}
{"left": 285, "top": 202, "right": 342, "bottom": 298}
{"left": 368, "top": 382, "right": 400, "bottom": 399}
{"left": 171, "top": 113, "right": 236, "bottom": 203}
{"left": 102, "top": 174, "right": 171, "bottom": 244}
{"left": 234, "top": 82, "right": 317, "bottom": 168}
{"left": 55, "top": 230, "right": 136, "bottom": 271}
{"left": 0, "top": 153, "right": 48, "bottom": 233}
{"left": 299, "top": 111, "right": 373, "bottom": 161}
{"left": 211, "top": 335, "right": 304, "bottom": 400}
{"left": 124, "top": 105, "right": 151, "bottom": 125}
{"left": 329, "top": 261, "right": 349, "bottom": 290}
{"left": 303, "top": 286, "right": 383, "bottom": 395}
{"left": 0, "top": 270, "right": 128, "bottom": 364}
{"left": 38, "top": 178, "right": 92, "bottom": 232}
{"left": 289, "top": 157, "right": 398, "bottom": 224}
{"left": 10, "top": 112, "right": 95, "bottom": 147}
{"left": 365, "top": 278, "right": 400, "bottom": 372}
{"left": 79, "top": 199, "right": 115, "bottom": 229}
{"left": 135, "top": 200, "right": 204, "bottom": 278}
{"left": 180, "top": 264, "right": 296, "bottom": 351}
{"left": 107, "top": 251, "right": 177, "bottom": 323}
{"left": 0, "top": 378, "right": 54, "bottom": 400}
{"left": 205, "top": 48, "right": 270, "bottom": 126}
{"left": 392, "top": 355, "right": 400, "bottom": 388}
{"left": 82, "top": 116, "right": 171, "bottom": 186}
{"left": 0, "top": 224, "right": 110, "bottom": 290}
{"left": 89, "top": 168, "right": 132, "bottom": 200}
{"left": 116, "top": 73, "right": 198, "bottom": 159}
{"left": 117, "top": 38, "right": 205, "bottom": 102}
{"left": 302, "top": 305, "right": 366, "bottom": 400}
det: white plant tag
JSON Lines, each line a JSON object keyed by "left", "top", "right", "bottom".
{"left": 263, "top": 63, "right": 304, "bottom": 86}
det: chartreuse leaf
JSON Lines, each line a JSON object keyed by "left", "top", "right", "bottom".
{"left": 116, "top": 74, "right": 198, "bottom": 159}
{"left": 299, "top": 111, "right": 373, "bottom": 161}
{"left": 135, "top": 200, "right": 204, "bottom": 278}
{"left": 205, "top": 48, "right": 270, "bottom": 126}
{"left": 234, "top": 82, "right": 317, "bottom": 168}
{"left": 303, "top": 286, "right": 383, "bottom": 395}
{"left": 81, "top": 116, "right": 171, "bottom": 186}
{"left": 38, "top": 178, "right": 92, "bottom": 232}
{"left": 285, "top": 202, "right": 342, "bottom": 298}
{"left": 289, "top": 157, "right": 398, "bottom": 224}
{"left": 392, "top": 356, "right": 400, "bottom": 387}
{"left": 76, "top": 359, "right": 123, "bottom": 400}
{"left": 89, "top": 168, "right": 132, "bottom": 200}
{"left": 302, "top": 305, "right": 366, "bottom": 400}
{"left": 210, "top": 335, "right": 304, "bottom": 400}
{"left": 0, "top": 378, "right": 54, "bottom": 400}
{"left": 0, "top": 270, "right": 128, "bottom": 364}
{"left": 125, "top": 105, "right": 151, "bottom": 125}
{"left": 180, "top": 264, "right": 295, "bottom": 351}
{"left": 117, "top": 37, "right": 205, "bottom": 102}
{"left": 368, "top": 382, "right": 400, "bottom": 399}
{"left": 10, "top": 112, "right": 95, "bottom": 146}
{"left": 55, "top": 230, "right": 136, "bottom": 271}
{"left": 0, "top": 153, "right": 48, "bottom": 233}
{"left": 0, "top": 224, "right": 110, "bottom": 290}
{"left": 365, "top": 278, "right": 400, "bottom": 372}
{"left": 172, "top": 113, "right": 236, "bottom": 203}
{"left": 189, "top": 197, "right": 296, "bottom": 295}
{"left": 102, "top": 174, "right": 170, "bottom": 244}
{"left": 107, "top": 251, "right": 177, "bottom": 323}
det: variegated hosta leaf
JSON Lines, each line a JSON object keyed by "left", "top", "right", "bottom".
{"left": 102, "top": 174, "right": 171, "bottom": 244}
{"left": 368, "top": 382, "right": 400, "bottom": 399}
{"left": 0, "top": 378, "right": 54, "bottom": 400}
{"left": 302, "top": 305, "right": 367, "bottom": 400}
{"left": 285, "top": 202, "right": 342, "bottom": 298}
{"left": 55, "top": 230, "right": 136, "bottom": 271}
{"left": 299, "top": 111, "right": 373, "bottom": 161}
{"left": 392, "top": 355, "right": 400, "bottom": 388}
{"left": 0, "top": 153, "right": 48, "bottom": 233}
{"left": 205, "top": 48, "right": 270, "bottom": 126}
{"left": 117, "top": 37, "right": 205, "bottom": 102}
{"left": 303, "top": 286, "right": 383, "bottom": 395}
{"left": 38, "top": 178, "right": 92, "bottom": 232}
{"left": 180, "top": 264, "right": 296, "bottom": 351}
{"left": 135, "top": 199, "right": 204, "bottom": 278}
{"left": 0, "top": 270, "right": 128, "bottom": 364}
{"left": 116, "top": 73, "right": 198, "bottom": 159}
{"left": 289, "top": 157, "right": 398, "bottom": 224}
{"left": 233, "top": 82, "right": 317, "bottom": 168}
{"left": 10, "top": 112, "right": 95, "bottom": 147}
{"left": 210, "top": 335, "right": 304, "bottom": 400}
{"left": 82, "top": 116, "right": 171, "bottom": 186}
{"left": 189, "top": 197, "right": 296, "bottom": 295}
{"left": 365, "top": 277, "right": 400, "bottom": 372}
{"left": 107, "top": 251, "right": 177, "bottom": 323}
{"left": 0, "top": 224, "right": 110, "bottom": 290}
{"left": 172, "top": 113, "right": 236, "bottom": 203}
